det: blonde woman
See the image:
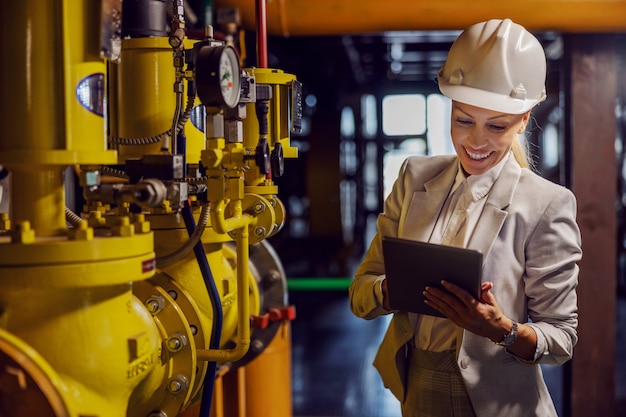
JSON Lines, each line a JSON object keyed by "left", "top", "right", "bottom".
{"left": 349, "top": 19, "right": 582, "bottom": 417}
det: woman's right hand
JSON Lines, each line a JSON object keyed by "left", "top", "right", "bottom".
{"left": 382, "top": 278, "right": 392, "bottom": 310}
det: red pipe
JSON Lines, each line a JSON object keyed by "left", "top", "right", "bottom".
{"left": 255, "top": 0, "right": 268, "bottom": 68}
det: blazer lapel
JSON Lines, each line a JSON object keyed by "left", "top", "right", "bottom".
{"left": 467, "top": 156, "right": 521, "bottom": 260}
{"left": 402, "top": 160, "right": 458, "bottom": 242}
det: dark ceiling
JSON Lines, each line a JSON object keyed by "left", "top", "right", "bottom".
{"left": 249, "top": 32, "right": 460, "bottom": 93}
{"left": 240, "top": 30, "right": 562, "bottom": 100}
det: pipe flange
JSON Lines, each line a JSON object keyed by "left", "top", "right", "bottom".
{"left": 133, "top": 280, "right": 197, "bottom": 415}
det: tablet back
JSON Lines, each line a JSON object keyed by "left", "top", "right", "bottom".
{"left": 382, "top": 236, "right": 483, "bottom": 317}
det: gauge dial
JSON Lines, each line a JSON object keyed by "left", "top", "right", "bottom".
{"left": 196, "top": 44, "right": 241, "bottom": 108}
{"left": 219, "top": 48, "right": 238, "bottom": 107}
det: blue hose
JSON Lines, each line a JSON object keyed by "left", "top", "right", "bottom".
{"left": 181, "top": 201, "right": 223, "bottom": 417}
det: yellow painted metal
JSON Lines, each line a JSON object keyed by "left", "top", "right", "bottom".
{"left": 149, "top": 207, "right": 263, "bottom": 396}
{"left": 110, "top": 37, "right": 205, "bottom": 165}
{"left": 197, "top": 214, "right": 253, "bottom": 363}
{"left": 132, "top": 280, "right": 197, "bottom": 416}
{"left": 0, "top": 233, "right": 154, "bottom": 270}
{"left": 0, "top": 0, "right": 115, "bottom": 237}
{"left": 216, "top": 0, "right": 626, "bottom": 34}
{"left": 0, "top": 0, "right": 115, "bottom": 164}
{"left": 1, "top": 0, "right": 64, "bottom": 152}
{"left": 9, "top": 168, "right": 66, "bottom": 237}
{"left": 111, "top": 37, "right": 176, "bottom": 161}
{"left": 152, "top": 228, "right": 240, "bottom": 349}
{"left": 221, "top": 242, "right": 261, "bottom": 348}
{"left": 0, "top": 253, "right": 161, "bottom": 417}
{"left": 60, "top": 0, "right": 111, "bottom": 156}
{"left": 243, "top": 68, "right": 299, "bottom": 158}
{"left": 241, "top": 68, "right": 298, "bottom": 191}
{"left": 0, "top": 1, "right": 173, "bottom": 415}
{"left": 185, "top": 322, "right": 293, "bottom": 417}
{"left": 1, "top": 0, "right": 293, "bottom": 415}
{"left": 146, "top": 273, "right": 210, "bottom": 402}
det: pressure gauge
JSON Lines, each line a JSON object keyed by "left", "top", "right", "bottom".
{"left": 196, "top": 44, "right": 241, "bottom": 108}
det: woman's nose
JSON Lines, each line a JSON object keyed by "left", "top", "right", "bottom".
{"left": 466, "top": 132, "right": 489, "bottom": 149}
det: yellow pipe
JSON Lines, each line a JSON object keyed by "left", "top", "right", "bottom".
{"left": 215, "top": 0, "right": 626, "bottom": 34}
{"left": 10, "top": 167, "right": 66, "bottom": 237}
{"left": 0, "top": 0, "right": 64, "bottom": 152}
{"left": 0, "top": 0, "right": 116, "bottom": 163}
{"left": 209, "top": 199, "right": 254, "bottom": 235}
{"left": 0, "top": 249, "right": 160, "bottom": 417}
{"left": 197, "top": 220, "right": 251, "bottom": 362}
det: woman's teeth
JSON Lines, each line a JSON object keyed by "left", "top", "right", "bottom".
{"left": 466, "top": 149, "right": 493, "bottom": 160}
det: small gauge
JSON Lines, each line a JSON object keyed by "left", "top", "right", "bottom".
{"left": 196, "top": 44, "right": 241, "bottom": 108}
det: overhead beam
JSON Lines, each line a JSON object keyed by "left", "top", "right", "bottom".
{"left": 215, "top": 0, "right": 626, "bottom": 36}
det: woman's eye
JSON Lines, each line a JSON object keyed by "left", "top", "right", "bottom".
{"left": 456, "top": 118, "right": 473, "bottom": 126}
{"left": 488, "top": 124, "right": 506, "bottom": 132}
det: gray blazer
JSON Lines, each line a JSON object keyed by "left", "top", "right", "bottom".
{"left": 349, "top": 154, "right": 582, "bottom": 417}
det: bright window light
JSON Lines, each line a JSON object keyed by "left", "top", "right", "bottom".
{"left": 382, "top": 94, "right": 426, "bottom": 136}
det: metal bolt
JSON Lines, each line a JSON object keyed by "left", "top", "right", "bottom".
{"left": 254, "top": 226, "right": 266, "bottom": 238}
{"left": 251, "top": 339, "right": 265, "bottom": 353}
{"left": 144, "top": 295, "right": 165, "bottom": 315}
{"left": 167, "top": 290, "right": 178, "bottom": 300}
{"left": 265, "top": 270, "right": 281, "bottom": 283}
{"left": 166, "top": 334, "right": 188, "bottom": 353}
{"left": 167, "top": 375, "right": 188, "bottom": 394}
{"left": 253, "top": 202, "right": 266, "bottom": 213}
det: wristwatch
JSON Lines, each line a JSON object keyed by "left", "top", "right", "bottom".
{"left": 495, "top": 320, "right": 518, "bottom": 347}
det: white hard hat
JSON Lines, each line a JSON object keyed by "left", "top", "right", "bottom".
{"left": 438, "top": 18, "right": 547, "bottom": 114}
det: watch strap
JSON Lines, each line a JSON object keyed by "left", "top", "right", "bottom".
{"left": 495, "top": 320, "right": 518, "bottom": 347}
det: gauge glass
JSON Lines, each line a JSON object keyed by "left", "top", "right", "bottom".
{"left": 219, "top": 48, "right": 239, "bottom": 107}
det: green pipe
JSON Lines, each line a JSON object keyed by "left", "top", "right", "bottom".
{"left": 287, "top": 277, "right": 353, "bottom": 291}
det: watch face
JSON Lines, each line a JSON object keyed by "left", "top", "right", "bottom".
{"left": 499, "top": 321, "right": 518, "bottom": 346}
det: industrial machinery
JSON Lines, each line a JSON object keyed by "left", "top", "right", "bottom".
{"left": 0, "top": 1, "right": 301, "bottom": 416}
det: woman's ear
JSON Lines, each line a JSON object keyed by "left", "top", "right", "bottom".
{"left": 518, "top": 111, "right": 531, "bottom": 134}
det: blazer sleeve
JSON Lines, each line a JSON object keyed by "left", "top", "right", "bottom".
{"left": 523, "top": 186, "right": 582, "bottom": 365}
{"left": 349, "top": 159, "right": 409, "bottom": 320}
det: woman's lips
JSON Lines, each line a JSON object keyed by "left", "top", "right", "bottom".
{"left": 465, "top": 148, "right": 494, "bottom": 161}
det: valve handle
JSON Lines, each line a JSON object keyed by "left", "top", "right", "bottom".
{"left": 270, "top": 142, "right": 285, "bottom": 178}
{"left": 255, "top": 138, "right": 271, "bottom": 174}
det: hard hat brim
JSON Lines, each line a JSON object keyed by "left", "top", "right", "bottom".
{"left": 438, "top": 81, "right": 544, "bottom": 115}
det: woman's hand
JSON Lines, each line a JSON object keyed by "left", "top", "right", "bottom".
{"left": 424, "top": 280, "right": 537, "bottom": 360}
{"left": 423, "top": 280, "right": 509, "bottom": 342}
{"left": 381, "top": 278, "right": 392, "bottom": 311}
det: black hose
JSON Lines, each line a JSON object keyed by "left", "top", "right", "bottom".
{"left": 180, "top": 201, "right": 223, "bottom": 417}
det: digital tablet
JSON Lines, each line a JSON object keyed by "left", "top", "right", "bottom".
{"left": 382, "top": 236, "right": 483, "bottom": 317}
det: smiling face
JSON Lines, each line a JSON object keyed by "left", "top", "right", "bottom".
{"left": 450, "top": 101, "right": 531, "bottom": 176}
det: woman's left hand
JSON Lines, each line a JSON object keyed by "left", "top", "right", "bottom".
{"left": 423, "top": 280, "right": 508, "bottom": 342}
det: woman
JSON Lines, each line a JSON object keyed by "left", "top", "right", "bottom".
{"left": 349, "top": 19, "right": 582, "bottom": 417}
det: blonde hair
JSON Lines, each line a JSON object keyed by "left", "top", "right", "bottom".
{"left": 512, "top": 134, "right": 539, "bottom": 171}
{"left": 511, "top": 110, "right": 536, "bottom": 170}
{"left": 511, "top": 137, "right": 529, "bottom": 168}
